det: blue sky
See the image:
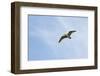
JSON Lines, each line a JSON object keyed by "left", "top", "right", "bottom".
{"left": 28, "top": 15, "right": 88, "bottom": 61}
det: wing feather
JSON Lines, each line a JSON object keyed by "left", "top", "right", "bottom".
{"left": 59, "top": 35, "right": 67, "bottom": 43}
{"left": 67, "top": 30, "right": 76, "bottom": 36}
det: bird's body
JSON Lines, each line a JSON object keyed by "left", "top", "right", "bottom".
{"left": 58, "top": 30, "right": 76, "bottom": 43}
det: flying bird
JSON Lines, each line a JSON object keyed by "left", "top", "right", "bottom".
{"left": 58, "top": 30, "right": 76, "bottom": 43}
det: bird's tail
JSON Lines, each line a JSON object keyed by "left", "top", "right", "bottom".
{"left": 68, "top": 36, "right": 71, "bottom": 39}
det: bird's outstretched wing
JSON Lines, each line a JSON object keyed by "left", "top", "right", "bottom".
{"left": 67, "top": 30, "right": 76, "bottom": 37}
{"left": 58, "top": 35, "right": 66, "bottom": 43}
